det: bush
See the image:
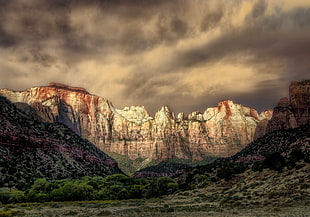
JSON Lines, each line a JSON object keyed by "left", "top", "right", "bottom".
{"left": 287, "top": 150, "right": 306, "bottom": 168}
{"left": 51, "top": 183, "right": 94, "bottom": 201}
{"left": 263, "top": 153, "right": 285, "bottom": 172}
{"left": 0, "top": 190, "right": 25, "bottom": 204}
{"left": 127, "top": 185, "right": 146, "bottom": 199}
{"left": 252, "top": 161, "right": 264, "bottom": 172}
{"left": 193, "top": 175, "right": 210, "bottom": 188}
{"left": 0, "top": 210, "right": 25, "bottom": 217}
{"left": 7, "top": 175, "right": 180, "bottom": 203}
{"left": 217, "top": 162, "right": 247, "bottom": 180}
{"left": 145, "top": 177, "right": 178, "bottom": 198}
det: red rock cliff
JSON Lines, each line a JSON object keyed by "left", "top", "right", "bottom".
{"left": 267, "top": 80, "right": 310, "bottom": 133}
{"left": 0, "top": 84, "right": 272, "bottom": 161}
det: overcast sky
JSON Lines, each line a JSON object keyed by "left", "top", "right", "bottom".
{"left": 0, "top": 0, "right": 309, "bottom": 114}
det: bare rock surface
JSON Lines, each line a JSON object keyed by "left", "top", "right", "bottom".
{"left": 0, "top": 83, "right": 273, "bottom": 162}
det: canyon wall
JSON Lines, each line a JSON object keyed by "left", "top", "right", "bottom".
{"left": 0, "top": 83, "right": 273, "bottom": 161}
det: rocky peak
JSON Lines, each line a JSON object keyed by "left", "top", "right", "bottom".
{"left": 254, "top": 109, "right": 274, "bottom": 140}
{"left": 289, "top": 80, "right": 310, "bottom": 126}
{"left": 176, "top": 112, "right": 186, "bottom": 122}
{"left": 155, "top": 105, "right": 175, "bottom": 125}
{"left": 116, "top": 105, "right": 153, "bottom": 124}
{"left": 259, "top": 110, "right": 273, "bottom": 120}
{"left": 188, "top": 111, "right": 204, "bottom": 121}
{"left": 277, "top": 97, "right": 290, "bottom": 107}
{"left": 0, "top": 82, "right": 278, "bottom": 167}
{"left": 267, "top": 80, "right": 310, "bottom": 133}
{"left": 204, "top": 100, "right": 260, "bottom": 121}
{"left": 0, "top": 84, "right": 114, "bottom": 143}
{"left": 48, "top": 82, "right": 89, "bottom": 94}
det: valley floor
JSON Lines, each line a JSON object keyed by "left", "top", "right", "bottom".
{"left": 1, "top": 200, "right": 309, "bottom": 217}
{"left": 1, "top": 162, "right": 309, "bottom": 217}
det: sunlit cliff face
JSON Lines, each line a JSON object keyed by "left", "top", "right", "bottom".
{"left": 0, "top": 0, "right": 309, "bottom": 114}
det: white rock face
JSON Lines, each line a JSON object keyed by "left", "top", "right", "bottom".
{"left": 0, "top": 84, "right": 273, "bottom": 161}
{"left": 116, "top": 106, "right": 153, "bottom": 124}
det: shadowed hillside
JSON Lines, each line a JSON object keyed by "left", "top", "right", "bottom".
{"left": 0, "top": 96, "right": 122, "bottom": 190}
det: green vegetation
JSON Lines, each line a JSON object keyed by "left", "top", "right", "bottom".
{"left": 0, "top": 174, "right": 179, "bottom": 204}
{"left": 0, "top": 210, "right": 25, "bottom": 217}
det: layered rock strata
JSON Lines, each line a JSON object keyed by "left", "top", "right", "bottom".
{"left": 0, "top": 83, "right": 272, "bottom": 161}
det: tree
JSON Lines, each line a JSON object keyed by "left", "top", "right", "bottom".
{"left": 51, "top": 182, "right": 94, "bottom": 201}
{"left": 263, "top": 152, "right": 286, "bottom": 172}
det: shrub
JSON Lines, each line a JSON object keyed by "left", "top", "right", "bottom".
{"left": 193, "top": 175, "right": 210, "bottom": 188}
{"left": 263, "top": 153, "right": 285, "bottom": 172}
{"left": 252, "top": 161, "right": 264, "bottom": 172}
{"left": 145, "top": 177, "right": 179, "bottom": 198}
{"left": 0, "top": 190, "right": 25, "bottom": 204}
{"left": 127, "top": 185, "right": 146, "bottom": 199}
{"left": 268, "top": 191, "right": 279, "bottom": 199}
{"left": 0, "top": 210, "right": 25, "bottom": 217}
{"left": 51, "top": 183, "right": 94, "bottom": 201}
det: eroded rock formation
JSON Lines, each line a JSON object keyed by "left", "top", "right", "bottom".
{"left": 267, "top": 80, "right": 310, "bottom": 133}
{"left": 0, "top": 83, "right": 273, "bottom": 161}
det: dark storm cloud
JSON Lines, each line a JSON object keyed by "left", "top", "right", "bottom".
{"left": 180, "top": 8, "right": 310, "bottom": 68}
{"left": 0, "top": 0, "right": 230, "bottom": 60}
{"left": 250, "top": 0, "right": 267, "bottom": 18}
{"left": 0, "top": 27, "right": 15, "bottom": 47}
{"left": 200, "top": 8, "right": 223, "bottom": 31}
{"left": 120, "top": 1, "right": 310, "bottom": 113}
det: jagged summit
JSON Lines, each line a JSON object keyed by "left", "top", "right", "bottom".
{"left": 266, "top": 80, "right": 310, "bottom": 133}
{"left": 48, "top": 82, "right": 89, "bottom": 94}
{"left": 116, "top": 105, "right": 153, "bottom": 124}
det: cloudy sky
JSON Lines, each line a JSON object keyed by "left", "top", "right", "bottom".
{"left": 0, "top": 0, "right": 309, "bottom": 114}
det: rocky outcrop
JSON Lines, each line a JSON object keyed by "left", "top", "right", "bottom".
{"left": 0, "top": 83, "right": 272, "bottom": 162}
{"left": 0, "top": 83, "right": 115, "bottom": 147}
{"left": 267, "top": 80, "right": 310, "bottom": 133}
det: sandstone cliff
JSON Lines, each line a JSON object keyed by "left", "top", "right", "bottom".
{"left": 0, "top": 83, "right": 272, "bottom": 161}
{"left": 266, "top": 80, "right": 310, "bottom": 133}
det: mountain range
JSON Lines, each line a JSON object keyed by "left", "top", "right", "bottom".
{"left": 0, "top": 80, "right": 309, "bottom": 176}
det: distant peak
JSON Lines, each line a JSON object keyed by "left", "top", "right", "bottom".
{"left": 160, "top": 105, "right": 171, "bottom": 112}
{"left": 293, "top": 79, "right": 310, "bottom": 86}
{"left": 217, "top": 100, "right": 235, "bottom": 108}
{"left": 277, "top": 97, "right": 290, "bottom": 107}
{"left": 48, "top": 83, "right": 89, "bottom": 94}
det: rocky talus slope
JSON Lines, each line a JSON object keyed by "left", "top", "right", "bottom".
{"left": 0, "top": 83, "right": 272, "bottom": 162}
{"left": 0, "top": 96, "right": 122, "bottom": 189}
